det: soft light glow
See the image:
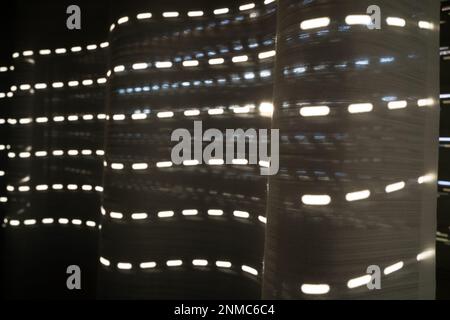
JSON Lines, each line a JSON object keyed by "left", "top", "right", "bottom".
{"left": 241, "top": 265, "right": 258, "bottom": 276}
{"left": 131, "top": 213, "right": 148, "bottom": 220}
{"left": 157, "top": 161, "right": 173, "bottom": 168}
{"left": 117, "top": 16, "right": 129, "bottom": 25}
{"left": 233, "top": 210, "right": 250, "bottom": 219}
{"left": 208, "top": 209, "right": 224, "bottom": 216}
{"left": 383, "top": 261, "right": 404, "bottom": 275}
{"left": 345, "top": 15, "right": 372, "bottom": 26}
{"left": 345, "top": 190, "right": 371, "bottom": 202}
{"left": 388, "top": 100, "right": 407, "bottom": 110}
{"left": 232, "top": 55, "right": 249, "bottom": 63}
{"left": 10, "top": 220, "right": 20, "bottom": 227}
{"left": 208, "top": 58, "right": 224, "bottom": 65}
{"left": 300, "top": 106, "right": 330, "bottom": 117}
{"left": 418, "top": 98, "right": 434, "bottom": 107}
{"left": 301, "top": 284, "right": 330, "bottom": 295}
{"left": 348, "top": 103, "right": 373, "bottom": 114}
{"left": 232, "top": 159, "right": 249, "bottom": 165}
{"left": 114, "top": 65, "right": 125, "bottom": 73}
{"left": 239, "top": 3, "right": 255, "bottom": 11}
{"left": 158, "top": 211, "right": 174, "bottom": 218}
{"left": 418, "top": 21, "right": 434, "bottom": 30}
{"left": 52, "top": 82, "right": 64, "bottom": 88}
{"left": 36, "top": 185, "right": 49, "bottom": 191}
{"left": 113, "top": 114, "right": 126, "bottom": 121}
{"left": 68, "top": 81, "right": 79, "bottom": 87}
{"left": 183, "top": 60, "right": 199, "bottom": 67}
{"left": 36, "top": 117, "right": 48, "bottom": 123}
{"left": 214, "top": 8, "right": 229, "bottom": 15}
{"left": 208, "top": 159, "right": 224, "bottom": 165}
{"left": 163, "top": 12, "right": 179, "bottom": 18}
{"left": 182, "top": 209, "right": 198, "bottom": 216}
{"left": 71, "top": 46, "right": 82, "bottom": 52}
{"left": 417, "top": 250, "right": 435, "bottom": 261}
{"left": 132, "top": 113, "right": 147, "bottom": 120}
{"left": 192, "top": 259, "right": 208, "bottom": 266}
{"left": 72, "top": 219, "right": 82, "bottom": 225}
{"left": 347, "top": 275, "right": 372, "bottom": 289}
{"left": 82, "top": 79, "right": 93, "bottom": 86}
{"left": 86, "top": 221, "right": 96, "bottom": 227}
{"left": 216, "top": 261, "right": 232, "bottom": 268}
{"left": 39, "top": 49, "right": 51, "bottom": 55}
{"left": 137, "top": 13, "right": 152, "bottom": 20}
{"left": 157, "top": 111, "right": 174, "bottom": 119}
{"left": 132, "top": 163, "right": 148, "bottom": 170}
{"left": 58, "top": 218, "right": 69, "bottom": 224}
{"left": 258, "top": 50, "right": 276, "bottom": 59}
{"left": 110, "top": 212, "right": 123, "bottom": 219}
{"left": 53, "top": 116, "right": 64, "bottom": 122}
{"left": 140, "top": 262, "right": 156, "bottom": 269}
{"left": 259, "top": 102, "right": 274, "bottom": 117}
{"left": 166, "top": 260, "right": 183, "bottom": 267}
{"left": 183, "top": 159, "right": 200, "bottom": 166}
{"left": 258, "top": 216, "right": 267, "bottom": 224}
{"left": 156, "top": 61, "right": 173, "bottom": 68}
{"left": 55, "top": 48, "right": 67, "bottom": 54}
{"left": 188, "top": 11, "right": 204, "bottom": 17}
{"left": 386, "top": 17, "right": 406, "bottom": 27}
{"left": 34, "top": 83, "right": 47, "bottom": 90}
{"left": 132, "top": 63, "right": 148, "bottom": 70}
{"left": 184, "top": 109, "right": 200, "bottom": 117}
{"left": 385, "top": 181, "right": 405, "bottom": 193}
{"left": 301, "top": 195, "right": 331, "bottom": 206}
{"left": 42, "top": 218, "right": 54, "bottom": 224}
{"left": 100, "top": 257, "right": 110, "bottom": 266}
{"left": 300, "top": 17, "right": 330, "bottom": 30}
{"left": 111, "top": 163, "right": 124, "bottom": 170}
{"left": 117, "top": 262, "right": 132, "bottom": 270}
{"left": 24, "top": 219, "right": 37, "bottom": 226}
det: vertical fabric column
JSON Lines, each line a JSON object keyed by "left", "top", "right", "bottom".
{"left": 437, "top": 0, "right": 450, "bottom": 300}
{"left": 263, "top": 0, "right": 440, "bottom": 299}
{"left": 98, "top": 0, "right": 275, "bottom": 299}
{"left": 0, "top": 1, "right": 108, "bottom": 298}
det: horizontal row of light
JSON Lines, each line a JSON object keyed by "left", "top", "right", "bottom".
{"left": 6, "top": 149, "right": 104, "bottom": 159}
{"left": 6, "top": 184, "right": 104, "bottom": 193}
{"left": 4, "top": 78, "right": 108, "bottom": 95}
{"left": 0, "top": 104, "right": 270, "bottom": 126}
{"left": 300, "top": 175, "right": 434, "bottom": 206}
{"left": 4, "top": 218, "right": 98, "bottom": 228}
{"left": 105, "top": 208, "right": 265, "bottom": 223}
{"left": 115, "top": 51, "right": 275, "bottom": 74}
{"left": 299, "top": 16, "right": 433, "bottom": 30}
{"left": 2, "top": 68, "right": 274, "bottom": 99}
{"left": 0, "top": 65, "right": 14, "bottom": 72}
{"left": 297, "top": 99, "right": 434, "bottom": 117}
{"left": 107, "top": 159, "right": 270, "bottom": 170}
{"left": 99, "top": 256, "right": 259, "bottom": 275}
{"left": 302, "top": 250, "right": 434, "bottom": 294}
{"left": 112, "top": 0, "right": 276, "bottom": 26}
{"left": 12, "top": 42, "right": 109, "bottom": 59}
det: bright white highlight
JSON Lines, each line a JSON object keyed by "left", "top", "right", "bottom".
{"left": 300, "top": 17, "right": 330, "bottom": 30}
{"left": 300, "top": 106, "right": 330, "bottom": 117}
{"left": 301, "top": 284, "right": 330, "bottom": 295}
{"left": 301, "top": 195, "right": 331, "bottom": 206}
